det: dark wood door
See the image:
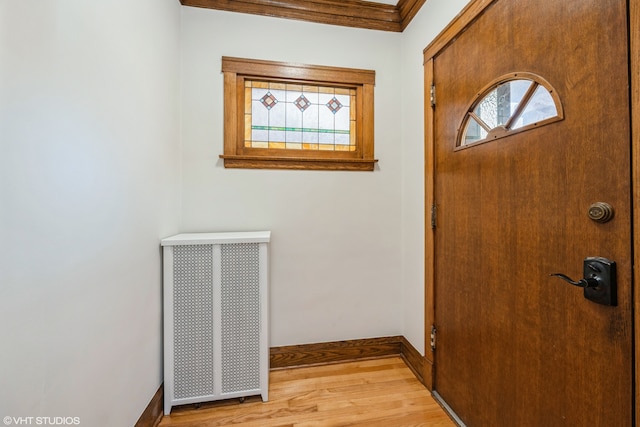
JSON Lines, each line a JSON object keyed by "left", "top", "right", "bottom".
{"left": 431, "top": 0, "right": 633, "bottom": 426}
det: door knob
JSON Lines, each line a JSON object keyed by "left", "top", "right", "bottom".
{"left": 588, "top": 202, "right": 614, "bottom": 223}
{"left": 550, "top": 257, "right": 617, "bottom": 306}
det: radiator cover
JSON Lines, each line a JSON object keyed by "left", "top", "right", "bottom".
{"left": 161, "top": 232, "right": 270, "bottom": 415}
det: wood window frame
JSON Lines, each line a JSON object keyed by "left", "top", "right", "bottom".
{"left": 221, "top": 57, "right": 377, "bottom": 171}
{"left": 456, "top": 72, "right": 564, "bottom": 149}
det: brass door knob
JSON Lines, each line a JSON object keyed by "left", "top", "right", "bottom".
{"left": 588, "top": 202, "right": 614, "bottom": 223}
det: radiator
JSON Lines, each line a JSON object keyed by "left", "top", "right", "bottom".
{"left": 160, "top": 231, "right": 270, "bottom": 415}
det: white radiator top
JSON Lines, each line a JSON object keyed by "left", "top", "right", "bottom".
{"left": 161, "top": 231, "right": 271, "bottom": 246}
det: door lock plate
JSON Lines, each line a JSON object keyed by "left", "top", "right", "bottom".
{"left": 583, "top": 257, "right": 617, "bottom": 306}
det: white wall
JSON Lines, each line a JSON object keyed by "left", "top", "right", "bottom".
{"left": 180, "top": 8, "right": 404, "bottom": 346}
{"left": 399, "top": 0, "right": 472, "bottom": 353}
{"left": 0, "top": 1, "right": 181, "bottom": 425}
{"left": 179, "top": 0, "right": 470, "bottom": 353}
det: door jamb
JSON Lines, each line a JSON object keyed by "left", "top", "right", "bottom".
{"left": 423, "top": 56, "right": 435, "bottom": 389}
{"left": 423, "top": 0, "right": 639, "bottom": 421}
{"left": 630, "top": 0, "right": 639, "bottom": 423}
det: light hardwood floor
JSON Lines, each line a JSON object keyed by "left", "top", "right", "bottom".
{"left": 159, "top": 357, "right": 455, "bottom": 426}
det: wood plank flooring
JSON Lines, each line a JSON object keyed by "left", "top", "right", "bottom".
{"left": 158, "top": 357, "right": 455, "bottom": 426}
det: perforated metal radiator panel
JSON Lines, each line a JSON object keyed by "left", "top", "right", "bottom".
{"left": 163, "top": 232, "right": 269, "bottom": 414}
{"left": 220, "top": 243, "right": 261, "bottom": 393}
{"left": 173, "top": 245, "right": 215, "bottom": 399}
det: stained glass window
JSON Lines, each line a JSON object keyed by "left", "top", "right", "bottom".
{"left": 221, "top": 57, "right": 377, "bottom": 171}
{"left": 245, "top": 81, "right": 356, "bottom": 152}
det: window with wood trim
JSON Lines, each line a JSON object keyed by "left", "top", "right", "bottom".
{"left": 221, "top": 57, "right": 377, "bottom": 171}
{"left": 458, "top": 72, "right": 563, "bottom": 149}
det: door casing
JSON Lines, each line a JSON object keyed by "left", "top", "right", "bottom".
{"left": 422, "top": 0, "right": 640, "bottom": 421}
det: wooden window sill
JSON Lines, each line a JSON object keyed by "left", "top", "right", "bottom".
{"left": 220, "top": 155, "right": 378, "bottom": 171}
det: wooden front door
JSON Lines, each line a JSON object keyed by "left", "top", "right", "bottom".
{"left": 426, "top": 0, "right": 633, "bottom": 425}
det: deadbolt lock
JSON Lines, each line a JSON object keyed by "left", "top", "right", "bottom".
{"left": 588, "top": 202, "right": 614, "bottom": 223}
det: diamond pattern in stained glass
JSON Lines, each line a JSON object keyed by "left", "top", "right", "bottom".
{"left": 326, "top": 97, "right": 343, "bottom": 114}
{"left": 260, "top": 92, "right": 278, "bottom": 110}
{"left": 294, "top": 95, "right": 311, "bottom": 112}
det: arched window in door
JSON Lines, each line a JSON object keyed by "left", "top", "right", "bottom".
{"left": 458, "top": 72, "right": 563, "bottom": 148}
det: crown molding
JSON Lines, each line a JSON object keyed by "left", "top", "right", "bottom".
{"left": 180, "top": 0, "right": 426, "bottom": 32}
{"left": 397, "top": 0, "right": 426, "bottom": 31}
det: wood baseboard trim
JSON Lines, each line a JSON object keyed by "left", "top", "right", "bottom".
{"left": 135, "top": 385, "right": 163, "bottom": 427}
{"left": 270, "top": 336, "right": 404, "bottom": 369}
{"left": 269, "top": 335, "right": 428, "bottom": 387}
{"left": 399, "top": 336, "right": 425, "bottom": 384}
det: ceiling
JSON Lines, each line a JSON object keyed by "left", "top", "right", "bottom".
{"left": 179, "top": 0, "right": 427, "bottom": 32}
